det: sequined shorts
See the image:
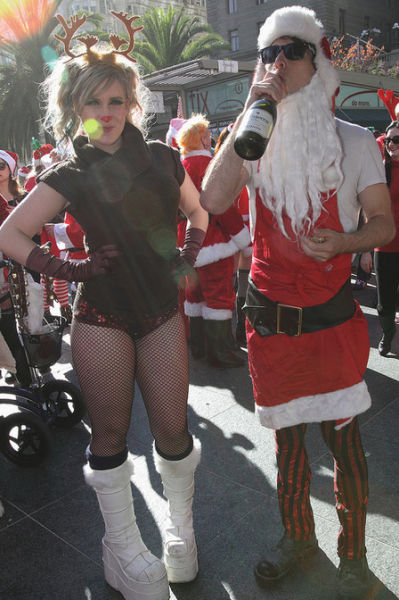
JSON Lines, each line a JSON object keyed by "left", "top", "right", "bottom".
{"left": 74, "top": 298, "right": 179, "bottom": 340}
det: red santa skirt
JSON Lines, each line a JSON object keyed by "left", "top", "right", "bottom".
{"left": 247, "top": 190, "right": 371, "bottom": 429}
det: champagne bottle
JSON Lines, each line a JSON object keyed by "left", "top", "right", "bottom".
{"left": 234, "top": 97, "right": 277, "bottom": 161}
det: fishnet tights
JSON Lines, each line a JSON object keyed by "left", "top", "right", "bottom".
{"left": 71, "top": 312, "right": 190, "bottom": 458}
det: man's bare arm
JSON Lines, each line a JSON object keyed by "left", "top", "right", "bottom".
{"left": 200, "top": 116, "right": 249, "bottom": 215}
{"left": 301, "top": 183, "right": 395, "bottom": 262}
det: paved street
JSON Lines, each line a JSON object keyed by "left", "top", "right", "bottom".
{"left": 0, "top": 276, "right": 398, "bottom": 600}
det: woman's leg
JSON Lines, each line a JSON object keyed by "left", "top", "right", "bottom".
{"left": 136, "top": 312, "right": 200, "bottom": 582}
{"left": 71, "top": 320, "right": 135, "bottom": 457}
{"left": 71, "top": 320, "right": 169, "bottom": 600}
{"left": 135, "top": 311, "right": 190, "bottom": 457}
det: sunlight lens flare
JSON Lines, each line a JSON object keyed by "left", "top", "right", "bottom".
{"left": 83, "top": 119, "right": 103, "bottom": 140}
{"left": 41, "top": 44, "right": 58, "bottom": 69}
{"left": 0, "top": 0, "right": 57, "bottom": 43}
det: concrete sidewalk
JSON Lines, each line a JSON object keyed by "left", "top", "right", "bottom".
{"left": 0, "top": 279, "right": 398, "bottom": 600}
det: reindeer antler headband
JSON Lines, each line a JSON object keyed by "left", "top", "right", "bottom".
{"left": 54, "top": 11, "right": 143, "bottom": 64}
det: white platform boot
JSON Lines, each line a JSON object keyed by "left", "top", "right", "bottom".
{"left": 153, "top": 438, "right": 201, "bottom": 583}
{"left": 84, "top": 456, "right": 170, "bottom": 600}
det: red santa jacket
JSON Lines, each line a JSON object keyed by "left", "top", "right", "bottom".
{"left": 53, "top": 212, "right": 88, "bottom": 260}
{"left": 181, "top": 150, "right": 250, "bottom": 267}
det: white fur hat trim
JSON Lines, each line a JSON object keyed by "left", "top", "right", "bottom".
{"left": 258, "top": 5, "right": 340, "bottom": 103}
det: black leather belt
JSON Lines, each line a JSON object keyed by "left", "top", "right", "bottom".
{"left": 243, "top": 277, "right": 355, "bottom": 337}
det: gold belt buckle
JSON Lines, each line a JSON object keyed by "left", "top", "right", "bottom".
{"left": 276, "top": 303, "right": 303, "bottom": 336}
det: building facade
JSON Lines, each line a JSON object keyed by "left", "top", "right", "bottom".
{"left": 58, "top": 0, "right": 207, "bottom": 32}
{"left": 206, "top": 0, "right": 399, "bottom": 61}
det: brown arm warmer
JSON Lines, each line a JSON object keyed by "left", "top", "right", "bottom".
{"left": 180, "top": 227, "right": 206, "bottom": 266}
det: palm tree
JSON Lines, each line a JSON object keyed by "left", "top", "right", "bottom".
{"left": 133, "top": 6, "right": 230, "bottom": 74}
{"left": 0, "top": 0, "right": 62, "bottom": 159}
{"left": 0, "top": 1, "right": 104, "bottom": 160}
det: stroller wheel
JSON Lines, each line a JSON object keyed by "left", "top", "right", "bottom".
{"left": 0, "top": 411, "right": 52, "bottom": 467}
{"left": 42, "top": 381, "right": 86, "bottom": 429}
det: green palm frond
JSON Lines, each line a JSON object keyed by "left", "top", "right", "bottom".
{"left": 134, "top": 6, "right": 228, "bottom": 74}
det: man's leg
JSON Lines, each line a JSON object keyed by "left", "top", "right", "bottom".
{"left": 276, "top": 424, "right": 315, "bottom": 539}
{"left": 254, "top": 424, "right": 318, "bottom": 585}
{"left": 321, "top": 418, "right": 370, "bottom": 600}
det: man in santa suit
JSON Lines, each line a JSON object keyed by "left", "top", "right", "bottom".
{"left": 176, "top": 114, "right": 250, "bottom": 367}
{"left": 200, "top": 6, "right": 394, "bottom": 599}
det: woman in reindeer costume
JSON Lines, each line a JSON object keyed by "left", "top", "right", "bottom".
{"left": 0, "top": 11, "right": 208, "bottom": 600}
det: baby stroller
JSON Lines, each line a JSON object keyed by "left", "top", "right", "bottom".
{"left": 0, "top": 258, "right": 85, "bottom": 467}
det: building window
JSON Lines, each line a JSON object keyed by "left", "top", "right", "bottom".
{"left": 230, "top": 29, "right": 240, "bottom": 51}
{"left": 228, "top": 0, "right": 238, "bottom": 14}
{"left": 256, "top": 0, "right": 267, "bottom": 4}
{"left": 338, "top": 9, "right": 346, "bottom": 35}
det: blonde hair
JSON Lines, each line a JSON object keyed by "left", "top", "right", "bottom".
{"left": 42, "top": 49, "right": 150, "bottom": 140}
{"left": 176, "top": 114, "right": 209, "bottom": 154}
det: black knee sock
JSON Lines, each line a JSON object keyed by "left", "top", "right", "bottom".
{"left": 155, "top": 435, "right": 193, "bottom": 461}
{"left": 86, "top": 446, "right": 128, "bottom": 470}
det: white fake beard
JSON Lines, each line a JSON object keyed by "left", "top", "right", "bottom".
{"left": 254, "top": 73, "right": 343, "bottom": 239}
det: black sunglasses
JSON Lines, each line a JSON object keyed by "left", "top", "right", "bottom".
{"left": 384, "top": 135, "right": 399, "bottom": 145}
{"left": 259, "top": 40, "right": 316, "bottom": 64}
{"left": 0, "top": 162, "right": 8, "bottom": 170}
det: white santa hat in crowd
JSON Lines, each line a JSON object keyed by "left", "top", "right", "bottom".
{"left": 0, "top": 150, "right": 18, "bottom": 176}
{"left": 33, "top": 143, "right": 54, "bottom": 168}
{"left": 257, "top": 5, "right": 340, "bottom": 106}
{"left": 166, "top": 118, "right": 187, "bottom": 148}
{"left": 18, "top": 165, "right": 32, "bottom": 179}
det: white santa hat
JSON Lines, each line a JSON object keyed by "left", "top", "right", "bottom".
{"left": 258, "top": 5, "right": 340, "bottom": 104}
{"left": 166, "top": 118, "right": 187, "bottom": 148}
{"left": 33, "top": 143, "right": 54, "bottom": 168}
{"left": 0, "top": 150, "right": 18, "bottom": 176}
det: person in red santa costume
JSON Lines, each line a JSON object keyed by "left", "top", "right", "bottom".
{"left": 24, "top": 143, "right": 54, "bottom": 193}
{"left": 165, "top": 117, "right": 189, "bottom": 336}
{"left": 213, "top": 125, "right": 253, "bottom": 347}
{"left": 176, "top": 114, "right": 250, "bottom": 368}
{"left": 200, "top": 6, "right": 395, "bottom": 599}
{"left": 44, "top": 211, "right": 89, "bottom": 323}
{"left": 28, "top": 145, "right": 74, "bottom": 324}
